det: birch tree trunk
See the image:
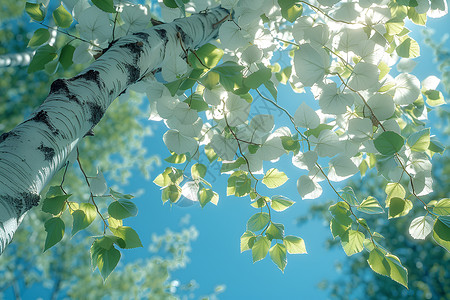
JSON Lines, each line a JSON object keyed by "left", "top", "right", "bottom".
{"left": 0, "top": 6, "right": 229, "bottom": 254}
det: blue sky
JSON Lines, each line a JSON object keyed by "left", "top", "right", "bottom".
{"left": 116, "top": 7, "right": 450, "bottom": 300}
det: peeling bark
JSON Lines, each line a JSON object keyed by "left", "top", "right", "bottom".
{"left": 0, "top": 6, "right": 230, "bottom": 253}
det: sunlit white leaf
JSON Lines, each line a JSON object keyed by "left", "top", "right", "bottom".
{"left": 318, "top": 82, "right": 355, "bottom": 114}
{"left": 121, "top": 5, "right": 150, "bottom": 33}
{"left": 250, "top": 115, "right": 274, "bottom": 133}
{"left": 163, "top": 129, "right": 197, "bottom": 155}
{"left": 409, "top": 216, "right": 434, "bottom": 240}
{"left": 294, "top": 43, "right": 330, "bottom": 87}
{"left": 297, "top": 175, "right": 322, "bottom": 200}
{"left": 76, "top": 6, "right": 111, "bottom": 43}
{"left": 347, "top": 62, "right": 379, "bottom": 91}
{"left": 161, "top": 55, "right": 189, "bottom": 82}
{"left": 89, "top": 169, "right": 107, "bottom": 196}
{"left": 366, "top": 93, "right": 395, "bottom": 120}
{"left": 393, "top": 73, "right": 421, "bottom": 105}
{"left": 293, "top": 102, "right": 319, "bottom": 129}
{"left": 348, "top": 118, "right": 373, "bottom": 140}
{"left": 292, "top": 151, "right": 318, "bottom": 171}
{"left": 310, "top": 130, "right": 341, "bottom": 157}
{"left": 210, "top": 134, "right": 237, "bottom": 161}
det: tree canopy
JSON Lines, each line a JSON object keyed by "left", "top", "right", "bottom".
{"left": 0, "top": 0, "right": 449, "bottom": 291}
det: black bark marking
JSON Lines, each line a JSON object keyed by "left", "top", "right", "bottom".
{"left": 0, "top": 131, "right": 18, "bottom": 144}
{"left": 4, "top": 192, "right": 40, "bottom": 213}
{"left": 87, "top": 103, "right": 104, "bottom": 126}
{"left": 49, "top": 79, "right": 70, "bottom": 95}
{"left": 22, "top": 192, "right": 40, "bottom": 211}
{"left": 155, "top": 28, "right": 168, "bottom": 45}
{"left": 120, "top": 41, "right": 144, "bottom": 65}
{"left": 124, "top": 63, "right": 140, "bottom": 85}
{"left": 70, "top": 70, "right": 103, "bottom": 89}
{"left": 28, "top": 110, "right": 59, "bottom": 135}
{"left": 37, "top": 143, "right": 55, "bottom": 161}
{"left": 68, "top": 94, "right": 82, "bottom": 106}
{"left": 133, "top": 32, "right": 150, "bottom": 40}
{"left": 175, "top": 25, "right": 192, "bottom": 45}
{"left": 120, "top": 41, "right": 144, "bottom": 56}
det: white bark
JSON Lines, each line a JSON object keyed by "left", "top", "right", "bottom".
{"left": 0, "top": 6, "right": 229, "bottom": 253}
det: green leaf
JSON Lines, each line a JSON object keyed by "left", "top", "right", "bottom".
{"left": 368, "top": 248, "right": 390, "bottom": 276}
{"left": 374, "top": 131, "right": 404, "bottom": 156}
{"left": 329, "top": 202, "right": 352, "bottom": 227}
{"left": 264, "top": 80, "right": 278, "bottom": 100}
{"left": 42, "top": 194, "right": 71, "bottom": 215}
{"left": 252, "top": 236, "right": 270, "bottom": 262}
{"left": 250, "top": 197, "right": 266, "bottom": 208}
{"left": 433, "top": 218, "right": 450, "bottom": 252}
{"left": 198, "top": 188, "right": 215, "bottom": 208}
{"left": 278, "top": 0, "right": 303, "bottom": 23}
{"left": 71, "top": 203, "right": 96, "bottom": 236}
{"left": 330, "top": 218, "right": 349, "bottom": 238}
{"left": 341, "top": 230, "right": 365, "bottom": 256}
{"left": 247, "top": 212, "right": 270, "bottom": 232}
{"left": 221, "top": 157, "right": 246, "bottom": 173}
{"left": 59, "top": 44, "right": 75, "bottom": 69}
{"left": 188, "top": 43, "right": 223, "bottom": 69}
{"left": 407, "top": 7, "right": 427, "bottom": 25}
{"left": 227, "top": 171, "right": 251, "bottom": 197}
{"left": 184, "top": 94, "right": 209, "bottom": 112}
{"left": 276, "top": 66, "right": 292, "bottom": 84}
{"left": 28, "top": 28, "right": 50, "bottom": 47}
{"left": 388, "top": 197, "right": 413, "bottom": 219}
{"left": 262, "top": 168, "right": 288, "bottom": 189}
{"left": 433, "top": 198, "right": 450, "bottom": 216}
{"left": 283, "top": 236, "right": 307, "bottom": 254}
{"left": 396, "top": 37, "right": 420, "bottom": 58}
{"left": 304, "top": 124, "right": 333, "bottom": 138}
{"left": 280, "top": 136, "right": 299, "bottom": 153}
{"left": 385, "top": 254, "right": 408, "bottom": 288}
{"left": 358, "top": 196, "right": 385, "bottom": 214}
{"left": 91, "top": 241, "right": 121, "bottom": 281}
{"left": 271, "top": 195, "right": 294, "bottom": 212}
{"left": 269, "top": 243, "right": 287, "bottom": 272}
{"left": 243, "top": 67, "right": 272, "bottom": 89}
{"left": 108, "top": 199, "right": 138, "bottom": 219}
{"left": 110, "top": 188, "right": 134, "bottom": 200}
{"left": 385, "top": 182, "right": 406, "bottom": 201}
{"left": 212, "top": 61, "right": 245, "bottom": 76}
{"left": 92, "top": 0, "right": 116, "bottom": 13}
{"left": 52, "top": 5, "right": 72, "bottom": 28}
{"left": 407, "top": 128, "right": 430, "bottom": 152}
{"left": 199, "top": 71, "right": 220, "bottom": 90}
{"left": 385, "top": 19, "right": 405, "bottom": 35}
{"left": 424, "top": 89, "right": 445, "bottom": 106}
{"left": 340, "top": 186, "right": 359, "bottom": 206}
{"left": 25, "top": 2, "right": 45, "bottom": 21}
{"left": 44, "top": 217, "right": 65, "bottom": 251}
{"left": 28, "top": 45, "right": 57, "bottom": 73}
{"left": 240, "top": 231, "right": 256, "bottom": 252}
{"left": 191, "top": 163, "right": 207, "bottom": 180}
{"left": 110, "top": 226, "right": 142, "bottom": 249}
{"left": 266, "top": 222, "right": 284, "bottom": 240}
{"left": 162, "top": 184, "right": 181, "bottom": 203}
{"left": 164, "top": 152, "right": 186, "bottom": 164}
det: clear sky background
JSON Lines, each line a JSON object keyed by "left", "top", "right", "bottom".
{"left": 113, "top": 4, "right": 450, "bottom": 300}
{"left": 1, "top": 1, "right": 448, "bottom": 299}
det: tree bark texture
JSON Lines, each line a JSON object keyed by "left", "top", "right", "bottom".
{"left": 0, "top": 6, "right": 229, "bottom": 253}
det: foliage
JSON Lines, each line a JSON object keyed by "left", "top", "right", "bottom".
{"left": 297, "top": 110, "right": 450, "bottom": 298}
{"left": 5, "top": 0, "right": 450, "bottom": 287}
